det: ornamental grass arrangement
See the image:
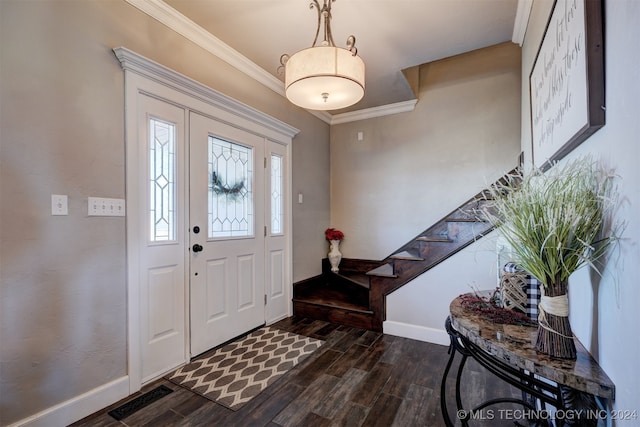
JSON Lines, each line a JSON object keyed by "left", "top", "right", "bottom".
{"left": 482, "top": 156, "right": 620, "bottom": 359}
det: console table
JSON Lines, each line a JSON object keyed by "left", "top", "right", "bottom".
{"left": 441, "top": 293, "right": 615, "bottom": 426}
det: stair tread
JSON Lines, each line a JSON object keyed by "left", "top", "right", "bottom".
{"left": 292, "top": 296, "right": 372, "bottom": 313}
{"left": 333, "top": 271, "right": 370, "bottom": 288}
{"left": 416, "top": 236, "right": 454, "bottom": 243}
{"left": 390, "top": 251, "right": 424, "bottom": 261}
{"left": 445, "top": 217, "right": 486, "bottom": 222}
{"left": 366, "top": 263, "right": 397, "bottom": 278}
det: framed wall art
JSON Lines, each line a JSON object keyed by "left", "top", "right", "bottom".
{"left": 529, "top": 0, "right": 605, "bottom": 170}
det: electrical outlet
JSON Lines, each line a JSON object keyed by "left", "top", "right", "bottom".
{"left": 88, "top": 197, "right": 126, "bottom": 217}
{"left": 51, "top": 194, "right": 68, "bottom": 215}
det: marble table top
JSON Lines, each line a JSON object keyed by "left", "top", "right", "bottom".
{"left": 449, "top": 293, "right": 615, "bottom": 400}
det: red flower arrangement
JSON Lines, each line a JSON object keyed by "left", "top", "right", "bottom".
{"left": 324, "top": 228, "right": 344, "bottom": 241}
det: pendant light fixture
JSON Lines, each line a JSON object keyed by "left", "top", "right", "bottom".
{"left": 278, "top": 0, "right": 365, "bottom": 111}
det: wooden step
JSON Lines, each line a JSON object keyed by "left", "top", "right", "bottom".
{"left": 475, "top": 191, "right": 495, "bottom": 202}
{"left": 292, "top": 276, "right": 375, "bottom": 330}
{"left": 292, "top": 296, "right": 371, "bottom": 313}
{"left": 460, "top": 200, "right": 494, "bottom": 214}
{"left": 366, "top": 263, "right": 397, "bottom": 278}
{"left": 445, "top": 217, "right": 486, "bottom": 222}
{"left": 390, "top": 250, "right": 424, "bottom": 261}
{"left": 332, "top": 271, "right": 370, "bottom": 289}
{"left": 293, "top": 299, "right": 376, "bottom": 331}
{"left": 416, "top": 236, "right": 454, "bottom": 243}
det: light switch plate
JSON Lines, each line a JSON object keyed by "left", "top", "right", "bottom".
{"left": 88, "top": 197, "right": 126, "bottom": 217}
{"left": 52, "top": 194, "right": 68, "bottom": 215}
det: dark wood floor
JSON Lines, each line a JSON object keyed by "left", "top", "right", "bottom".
{"left": 72, "top": 317, "right": 522, "bottom": 427}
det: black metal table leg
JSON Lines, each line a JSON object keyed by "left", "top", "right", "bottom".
{"left": 441, "top": 316, "right": 474, "bottom": 426}
{"left": 441, "top": 316, "right": 602, "bottom": 426}
{"left": 441, "top": 319, "right": 459, "bottom": 427}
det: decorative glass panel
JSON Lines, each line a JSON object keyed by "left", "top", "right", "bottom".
{"left": 270, "top": 154, "right": 283, "bottom": 235}
{"left": 149, "top": 118, "right": 176, "bottom": 242}
{"left": 208, "top": 137, "right": 253, "bottom": 238}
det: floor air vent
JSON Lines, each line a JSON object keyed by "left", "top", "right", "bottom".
{"left": 108, "top": 385, "right": 173, "bottom": 420}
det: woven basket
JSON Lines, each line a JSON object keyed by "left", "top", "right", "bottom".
{"left": 499, "top": 272, "right": 527, "bottom": 313}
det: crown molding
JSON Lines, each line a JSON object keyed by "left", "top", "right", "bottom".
{"left": 512, "top": 0, "right": 533, "bottom": 46}
{"left": 123, "top": 0, "right": 285, "bottom": 96}
{"left": 300, "top": 101, "right": 420, "bottom": 125}
{"left": 330, "top": 100, "right": 418, "bottom": 125}
{"left": 307, "top": 110, "right": 333, "bottom": 124}
{"left": 123, "top": 0, "right": 417, "bottom": 125}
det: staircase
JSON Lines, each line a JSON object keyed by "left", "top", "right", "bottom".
{"left": 293, "top": 170, "right": 516, "bottom": 331}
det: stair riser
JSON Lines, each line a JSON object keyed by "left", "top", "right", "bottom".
{"left": 445, "top": 220, "right": 492, "bottom": 239}
{"left": 293, "top": 301, "right": 378, "bottom": 331}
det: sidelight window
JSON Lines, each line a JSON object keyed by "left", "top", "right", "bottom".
{"left": 270, "top": 154, "right": 283, "bottom": 235}
{"left": 149, "top": 118, "right": 176, "bottom": 242}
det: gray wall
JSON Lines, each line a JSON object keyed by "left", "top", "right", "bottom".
{"left": 0, "top": 1, "right": 329, "bottom": 424}
{"left": 6, "top": 0, "right": 637, "bottom": 423}
{"left": 521, "top": 0, "right": 640, "bottom": 414}
{"left": 330, "top": 42, "right": 521, "bottom": 341}
{"left": 330, "top": 42, "right": 521, "bottom": 260}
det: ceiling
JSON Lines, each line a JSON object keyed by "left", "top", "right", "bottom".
{"left": 162, "top": 0, "right": 520, "bottom": 114}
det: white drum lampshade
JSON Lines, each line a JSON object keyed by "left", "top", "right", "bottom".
{"left": 279, "top": 0, "right": 365, "bottom": 111}
{"left": 285, "top": 46, "right": 365, "bottom": 110}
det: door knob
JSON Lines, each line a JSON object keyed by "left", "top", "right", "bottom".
{"left": 192, "top": 244, "right": 203, "bottom": 253}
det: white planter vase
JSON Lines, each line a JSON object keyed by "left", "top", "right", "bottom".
{"left": 328, "top": 239, "right": 342, "bottom": 273}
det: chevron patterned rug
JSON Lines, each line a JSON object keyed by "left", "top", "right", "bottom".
{"left": 166, "top": 326, "right": 323, "bottom": 410}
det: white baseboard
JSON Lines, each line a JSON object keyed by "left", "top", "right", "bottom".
{"left": 9, "top": 376, "right": 129, "bottom": 427}
{"left": 383, "top": 320, "right": 450, "bottom": 346}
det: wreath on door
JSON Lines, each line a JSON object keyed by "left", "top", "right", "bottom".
{"left": 210, "top": 172, "right": 245, "bottom": 201}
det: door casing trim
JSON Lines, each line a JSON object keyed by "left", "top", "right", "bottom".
{"left": 115, "top": 47, "right": 298, "bottom": 394}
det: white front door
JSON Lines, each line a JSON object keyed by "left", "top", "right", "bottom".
{"left": 129, "top": 81, "right": 292, "bottom": 386}
{"left": 189, "top": 112, "right": 266, "bottom": 356}
{"left": 121, "top": 49, "right": 296, "bottom": 394}
{"left": 138, "top": 94, "right": 187, "bottom": 383}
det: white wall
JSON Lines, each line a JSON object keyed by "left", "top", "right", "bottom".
{"left": 521, "top": 0, "right": 640, "bottom": 416}
{"left": 385, "top": 234, "right": 500, "bottom": 345}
